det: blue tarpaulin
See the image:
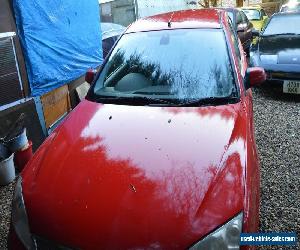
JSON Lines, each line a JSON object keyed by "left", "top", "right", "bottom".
{"left": 13, "top": 0, "right": 103, "bottom": 96}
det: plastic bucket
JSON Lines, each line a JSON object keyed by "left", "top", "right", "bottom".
{"left": 6, "top": 128, "right": 28, "bottom": 152}
{"left": 0, "top": 143, "right": 9, "bottom": 161}
{"left": 0, "top": 153, "right": 16, "bottom": 186}
{"left": 14, "top": 141, "right": 33, "bottom": 172}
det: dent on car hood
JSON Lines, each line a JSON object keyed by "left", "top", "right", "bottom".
{"left": 22, "top": 100, "right": 246, "bottom": 249}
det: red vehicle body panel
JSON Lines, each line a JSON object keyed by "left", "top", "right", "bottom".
{"left": 126, "top": 9, "right": 221, "bottom": 34}
{"left": 10, "top": 9, "right": 260, "bottom": 250}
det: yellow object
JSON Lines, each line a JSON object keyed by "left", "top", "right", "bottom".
{"left": 240, "top": 6, "right": 269, "bottom": 31}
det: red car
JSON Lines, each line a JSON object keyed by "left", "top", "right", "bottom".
{"left": 9, "top": 9, "right": 265, "bottom": 250}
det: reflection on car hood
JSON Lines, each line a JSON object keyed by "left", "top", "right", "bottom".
{"left": 22, "top": 100, "right": 246, "bottom": 249}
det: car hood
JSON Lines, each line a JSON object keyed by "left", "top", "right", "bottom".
{"left": 251, "top": 20, "right": 264, "bottom": 31}
{"left": 259, "top": 36, "right": 300, "bottom": 64}
{"left": 22, "top": 100, "right": 246, "bottom": 249}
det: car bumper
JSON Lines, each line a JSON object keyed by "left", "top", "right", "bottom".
{"left": 8, "top": 225, "right": 256, "bottom": 250}
{"left": 8, "top": 227, "right": 74, "bottom": 250}
{"left": 8, "top": 225, "right": 26, "bottom": 250}
{"left": 264, "top": 70, "right": 300, "bottom": 86}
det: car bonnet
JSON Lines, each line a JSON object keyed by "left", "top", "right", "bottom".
{"left": 21, "top": 99, "right": 246, "bottom": 249}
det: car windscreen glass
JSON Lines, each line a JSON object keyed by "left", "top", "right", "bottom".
{"left": 91, "top": 29, "right": 237, "bottom": 105}
{"left": 242, "top": 9, "right": 261, "bottom": 20}
{"left": 263, "top": 15, "right": 300, "bottom": 35}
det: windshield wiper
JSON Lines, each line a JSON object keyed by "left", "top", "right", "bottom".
{"left": 129, "top": 96, "right": 177, "bottom": 105}
{"left": 176, "top": 96, "right": 239, "bottom": 107}
{"left": 93, "top": 95, "right": 176, "bottom": 106}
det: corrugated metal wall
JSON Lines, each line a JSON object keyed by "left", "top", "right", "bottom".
{"left": 0, "top": 36, "right": 23, "bottom": 106}
{"left": 0, "top": 0, "right": 29, "bottom": 98}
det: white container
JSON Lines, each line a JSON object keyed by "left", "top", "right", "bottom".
{"left": 6, "top": 128, "right": 28, "bottom": 152}
{"left": 0, "top": 153, "right": 16, "bottom": 186}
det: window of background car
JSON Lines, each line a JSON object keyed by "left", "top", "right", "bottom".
{"left": 242, "top": 9, "right": 261, "bottom": 20}
{"left": 263, "top": 14, "right": 300, "bottom": 35}
{"left": 228, "top": 18, "right": 242, "bottom": 69}
{"left": 236, "top": 12, "right": 243, "bottom": 24}
{"left": 92, "top": 29, "right": 237, "bottom": 103}
{"left": 102, "top": 36, "right": 119, "bottom": 58}
{"left": 241, "top": 11, "right": 250, "bottom": 25}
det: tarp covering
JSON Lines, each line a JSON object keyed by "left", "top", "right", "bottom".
{"left": 13, "top": 0, "right": 103, "bottom": 96}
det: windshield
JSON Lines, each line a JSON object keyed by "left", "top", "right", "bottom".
{"left": 263, "top": 15, "right": 300, "bottom": 35}
{"left": 242, "top": 9, "right": 261, "bottom": 20}
{"left": 90, "top": 29, "right": 237, "bottom": 106}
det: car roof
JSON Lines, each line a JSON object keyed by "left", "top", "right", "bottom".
{"left": 126, "top": 9, "right": 223, "bottom": 33}
{"left": 214, "top": 7, "right": 238, "bottom": 13}
{"left": 281, "top": 1, "right": 300, "bottom": 7}
{"left": 240, "top": 5, "right": 263, "bottom": 10}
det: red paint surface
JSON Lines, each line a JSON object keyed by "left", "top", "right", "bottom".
{"left": 14, "top": 141, "right": 33, "bottom": 172}
{"left": 126, "top": 9, "right": 222, "bottom": 34}
{"left": 249, "top": 67, "right": 267, "bottom": 87}
{"left": 14, "top": 9, "right": 260, "bottom": 250}
{"left": 21, "top": 100, "right": 259, "bottom": 249}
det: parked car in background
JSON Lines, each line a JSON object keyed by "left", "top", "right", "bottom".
{"left": 280, "top": 0, "right": 300, "bottom": 12}
{"left": 251, "top": 12, "right": 300, "bottom": 94}
{"left": 101, "top": 22, "right": 125, "bottom": 58}
{"left": 9, "top": 9, "right": 265, "bottom": 250}
{"left": 216, "top": 8, "right": 253, "bottom": 55}
{"left": 240, "top": 5, "right": 269, "bottom": 31}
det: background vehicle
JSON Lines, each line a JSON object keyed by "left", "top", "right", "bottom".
{"left": 9, "top": 9, "right": 265, "bottom": 250}
{"left": 101, "top": 23, "right": 126, "bottom": 58}
{"left": 240, "top": 6, "right": 269, "bottom": 31}
{"left": 216, "top": 8, "right": 253, "bottom": 55}
{"left": 251, "top": 12, "right": 300, "bottom": 94}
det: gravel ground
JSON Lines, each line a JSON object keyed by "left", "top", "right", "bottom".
{"left": 253, "top": 85, "right": 300, "bottom": 250}
{"left": 0, "top": 180, "right": 15, "bottom": 250}
{"left": 0, "top": 85, "right": 299, "bottom": 249}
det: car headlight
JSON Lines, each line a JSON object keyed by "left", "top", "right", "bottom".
{"left": 12, "top": 176, "right": 36, "bottom": 249}
{"left": 260, "top": 54, "right": 278, "bottom": 64}
{"left": 189, "top": 213, "right": 243, "bottom": 250}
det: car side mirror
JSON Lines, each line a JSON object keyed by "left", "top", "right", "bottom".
{"left": 237, "top": 24, "right": 245, "bottom": 32}
{"left": 245, "top": 67, "right": 266, "bottom": 89}
{"left": 85, "top": 68, "right": 97, "bottom": 84}
{"left": 252, "top": 29, "right": 260, "bottom": 37}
